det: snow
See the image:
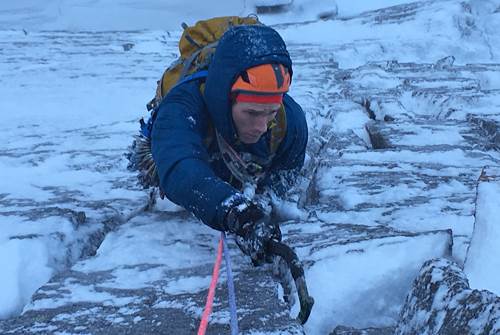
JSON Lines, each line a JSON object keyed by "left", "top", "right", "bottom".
{"left": 1, "top": 0, "right": 500, "bottom": 333}
{"left": 341, "top": 149, "right": 493, "bottom": 166}
{"left": 0, "top": 0, "right": 427, "bottom": 32}
{"left": 464, "top": 169, "right": 500, "bottom": 295}
{"left": 74, "top": 218, "right": 216, "bottom": 273}
{"left": 334, "top": 0, "right": 421, "bottom": 16}
{"left": 0, "top": 239, "right": 52, "bottom": 319}
{"left": 279, "top": 1, "right": 500, "bottom": 68}
{"left": 296, "top": 230, "right": 452, "bottom": 333}
{"left": 0, "top": 0, "right": 247, "bottom": 31}
{"left": 20, "top": 214, "right": 220, "bottom": 315}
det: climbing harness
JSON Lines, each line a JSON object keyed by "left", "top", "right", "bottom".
{"left": 216, "top": 131, "right": 271, "bottom": 185}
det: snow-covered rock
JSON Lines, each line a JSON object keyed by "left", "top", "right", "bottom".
{"left": 464, "top": 167, "right": 500, "bottom": 296}
{"left": 1, "top": 0, "right": 500, "bottom": 333}
{"left": 330, "top": 325, "right": 394, "bottom": 335}
{"left": 395, "top": 258, "right": 500, "bottom": 335}
{"left": 0, "top": 213, "right": 305, "bottom": 334}
{"left": 286, "top": 223, "right": 453, "bottom": 334}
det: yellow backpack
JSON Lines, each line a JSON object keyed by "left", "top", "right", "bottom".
{"left": 146, "top": 16, "right": 261, "bottom": 111}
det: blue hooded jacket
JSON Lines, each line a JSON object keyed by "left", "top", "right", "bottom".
{"left": 151, "top": 25, "right": 308, "bottom": 230}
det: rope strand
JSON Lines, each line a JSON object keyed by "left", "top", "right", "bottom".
{"left": 222, "top": 232, "right": 239, "bottom": 334}
{"left": 197, "top": 237, "right": 223, "bottom": 335}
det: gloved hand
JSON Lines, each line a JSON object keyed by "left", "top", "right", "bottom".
{"left": 224, "top": 199, "right": 281, "bottom": 266}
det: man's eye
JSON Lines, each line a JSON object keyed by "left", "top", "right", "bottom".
{"left": 247, "top": 111, "right": 260, "bottom": 117}
{"left": 267, "top": 111, "right": 278, "bottom": 119}
{"left": 245, "top": 110, "right": 278, "bottom": 117}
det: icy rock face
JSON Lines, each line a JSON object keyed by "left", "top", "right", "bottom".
{"left": 290, "top": 222, "right": 453, "bottom": 334}
{"left": 1, "top": 0, "right": 500, "bottom": 334}
{"left": 464, "top": 167, "right": 500, "bottom": 295}
{"left": 330, "top": 325, "right": 394, "bottom": 335}
{"left": 395, "top": 258, "right": 500, "bottom": 335}
{"left": 0, "top": 214, "right": 306, "bottom": 335}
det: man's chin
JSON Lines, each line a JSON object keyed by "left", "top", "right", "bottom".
{"left": 240, "top": 134, "right": 261, "bottom": 144}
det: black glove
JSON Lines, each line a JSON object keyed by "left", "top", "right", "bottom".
{"left": 225, "top": 200, "right": 281, "bottom": 266}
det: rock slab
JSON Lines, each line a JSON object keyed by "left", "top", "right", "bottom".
{"left": 395, "top": 258, "right": 500, "bottom": 335}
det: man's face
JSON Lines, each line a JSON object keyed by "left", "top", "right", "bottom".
{"left": 231, "top": 102, "right": 281, "bottom": 144}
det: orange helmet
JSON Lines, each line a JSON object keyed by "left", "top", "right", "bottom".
{"left": 231, "top": 63, "right": 291, "bottom": 104}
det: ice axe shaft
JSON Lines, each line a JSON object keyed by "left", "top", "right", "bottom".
{"left": 266, "top": 239, "right": 314, "bottom": 324}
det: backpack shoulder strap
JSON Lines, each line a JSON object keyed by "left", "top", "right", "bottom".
{"left": 171, "top": 70, "right": 209, "bottom": 92}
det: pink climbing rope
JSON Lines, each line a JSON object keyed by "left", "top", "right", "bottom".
{"left": 197, "top": 236, "right": 224, "bottom": 335}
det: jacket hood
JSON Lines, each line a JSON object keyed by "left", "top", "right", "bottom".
{"left": 204, "top": 24, "right": 292, "bottom": 145}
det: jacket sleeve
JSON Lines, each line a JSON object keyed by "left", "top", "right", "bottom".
{"left": 151, "top": 81, "right": 239, "bottom": 230}
{"left": 262, "top": 94, "right": 308, "bottom": 196}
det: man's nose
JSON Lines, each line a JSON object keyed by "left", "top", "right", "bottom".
{"left": 254, "top": 116, "right": 268, "bottom": 133}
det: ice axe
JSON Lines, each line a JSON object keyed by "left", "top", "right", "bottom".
{"left": 266, "top": 239, "right": 314, "bottom": 324}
